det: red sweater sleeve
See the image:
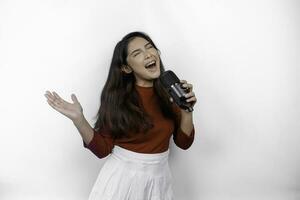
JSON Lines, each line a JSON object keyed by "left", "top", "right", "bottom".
{"left": 83, "top": 128, "right": 114, "bottom": 159}
{"left": 172, "top": 104, "right": 195, "bottom": 150}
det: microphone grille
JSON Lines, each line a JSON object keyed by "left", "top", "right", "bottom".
{"left": 159, "top": 70, "right": 180, "bottom": 88}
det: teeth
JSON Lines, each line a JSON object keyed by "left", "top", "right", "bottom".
{"left": 145, "top": 60, "right": 156, "bottom": 67}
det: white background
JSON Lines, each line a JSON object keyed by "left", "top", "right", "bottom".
{"left": 0, "top": 0, "right": 299, "bottom": 199}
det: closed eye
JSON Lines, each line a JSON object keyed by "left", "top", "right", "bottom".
{"left": 133, "top": 52, "right": 140, "bottom": 57}
{"left": 146, "top": 44, "right": 153, "bottom": 49}
{"left": 131, "top": 43, "right": 154, "bottom": 57}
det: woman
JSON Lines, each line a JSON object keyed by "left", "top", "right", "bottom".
{"left": 44, "top": 31, "right": 197, "bottom": 200}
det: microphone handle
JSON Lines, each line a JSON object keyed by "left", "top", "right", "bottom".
{"left": 169, "top": 83, "right": 194, "bottom": 112}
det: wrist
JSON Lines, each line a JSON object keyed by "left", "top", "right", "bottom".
{"left": 72, "top": 114, "right": 85, "bottom": 126}
{"left": 180, "top": 109, "right": 193, "bottom": 118}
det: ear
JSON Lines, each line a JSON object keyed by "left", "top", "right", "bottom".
{"left": 121, "top": 65, "right": 133, "bottom": 74}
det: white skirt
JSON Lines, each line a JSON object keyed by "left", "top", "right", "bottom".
{"left": 88, "top": 145, "right": 174, "bottom": 200}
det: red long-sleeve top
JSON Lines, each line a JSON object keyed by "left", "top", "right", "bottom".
{"left": 83, "top": 84, "right": 195, "bottom": 158}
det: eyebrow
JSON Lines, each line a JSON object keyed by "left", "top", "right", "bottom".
{"left": 129, "top": 42, "right": 152, "bottom": 56}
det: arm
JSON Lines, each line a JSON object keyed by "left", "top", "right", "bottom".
{"left": 73, "top": 115, "right": 114, "bottom": 159}
{"left": 172, "top": 105, "right": 195, "bottom": 150}
{"left": 179, "top": 110, "right": 194, "bottom": 137}
{"left": 44, "top": 91, "right": 113, "bottom": 159}
{"left": 73, "top": 115, "right": 94, "bottom": 145}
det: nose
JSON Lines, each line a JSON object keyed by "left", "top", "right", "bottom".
{"left": 145, "top": 50, "right": 151, "bottom": 59}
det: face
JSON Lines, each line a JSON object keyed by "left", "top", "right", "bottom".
{"left": 122, "top": 37, "right": 161, "bottom": 87}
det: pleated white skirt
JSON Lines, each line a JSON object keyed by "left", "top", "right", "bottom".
{"left": 88, "top": 145, "right": 174, "bottom": 200}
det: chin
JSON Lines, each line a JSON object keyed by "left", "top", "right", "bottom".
{"left": 153, "top": 69, "right": 161, "bottom": 78}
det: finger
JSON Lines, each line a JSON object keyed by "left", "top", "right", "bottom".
{"left": 44, "top": 91, "right": 55, "bottom": 101}
{"left": 45, "top": 91, "right": 60, "bottom": 104}
{"left": 51, "top": 98, "right": 63, "bottom": 107}
{"left": 71, "top": 94, "right": 79, "bottom": 104}
{"left": 181, "top": 83, "right": 193, "bottom": 91}
{"left": 47, "top": 99, "right": 66, "bottom": 114}
{"left": 45, "top": 90, "right": 51, "bottom": 95}
{"left": 182, "top": 83, "right": 192, "bottom": 88}
{"left": 169, "top": 97, "right": 173, "bottom": 103}
{"left": 45, "top": 94, "right": 61, "bottom": 107}
{"left": 184, "top": 91, "right": 195, "bottom": 98}
{"left": 180, "top": 80, "right": 187, "bottom": 84}
{"left": 186, "top": 96, "right": 197, "bottom": 103}
{"left": 46, "top": 93, "right": 63, "bottom": 107}
{"left": 47, "top": 99, "right": 61, "bottom": 109}
{"left": 52, "top": 92, "right": 64, "bottom": 104}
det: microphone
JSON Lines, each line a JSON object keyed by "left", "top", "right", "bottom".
{"left": 159, "top": 70, "right": 194, "bottom": 112}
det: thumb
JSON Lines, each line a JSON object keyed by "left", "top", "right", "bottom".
{"left": 71, "top": 94, "right": 79, "bottom": 103}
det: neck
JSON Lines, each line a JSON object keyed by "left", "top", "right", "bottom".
{"left": 135, "top": 82, "right": 153, "bottom": 88}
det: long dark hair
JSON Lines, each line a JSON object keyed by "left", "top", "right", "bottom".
{"left": 93, "top": 31, "right": 178, "bottom": 139}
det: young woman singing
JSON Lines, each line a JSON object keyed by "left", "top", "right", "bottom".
{"left": 44, "top": 31, "right": 197, "bottom": 200}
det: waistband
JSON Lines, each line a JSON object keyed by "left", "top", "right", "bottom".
{"left": 111, "top": 145, "right": 169, "bottom": 164}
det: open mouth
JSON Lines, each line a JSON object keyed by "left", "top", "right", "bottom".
{"left": 145, "top": 60, "right": 157, "bottom": 70}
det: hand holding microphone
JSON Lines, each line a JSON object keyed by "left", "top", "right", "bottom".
{"left": 159, "top": 70, "right": 197, "bottom": 112}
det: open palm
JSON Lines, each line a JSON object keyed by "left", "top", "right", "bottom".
{"left": 44, "top": 91, "right": 83, "bottom": 121}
